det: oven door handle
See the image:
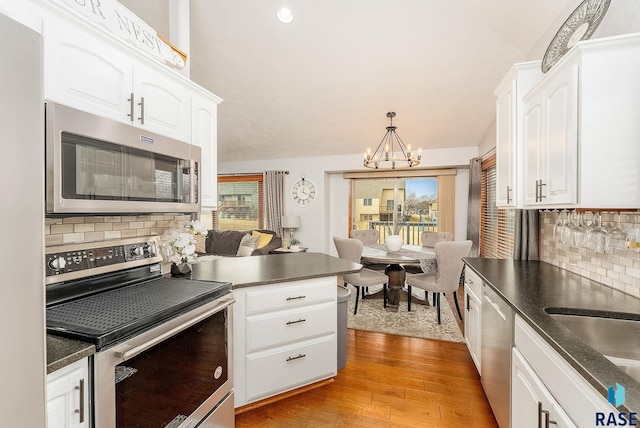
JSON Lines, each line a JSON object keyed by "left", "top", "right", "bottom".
{"left": 116, "top": 296, "right": 235, "bottom": 361}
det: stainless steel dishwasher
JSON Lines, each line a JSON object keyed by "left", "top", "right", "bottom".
{"left": 481, "top": 284, "right": 514, "bottom": 428}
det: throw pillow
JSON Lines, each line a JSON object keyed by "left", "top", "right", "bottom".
{"left": 236, "top": 234, "right": 259, "bottom": 257}
{"left": 252, "top": 231, "right": 274, "bottom": 249}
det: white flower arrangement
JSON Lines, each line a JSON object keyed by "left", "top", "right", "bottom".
{"left": 160, "top": 220, "right": 209, "bottom": 264}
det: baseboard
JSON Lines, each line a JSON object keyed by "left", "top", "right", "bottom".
{"left": 234, "top": 378, "right": 335, "bottom": 415}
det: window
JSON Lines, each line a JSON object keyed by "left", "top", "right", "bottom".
{"left": 480, "top": 155, "right": 515, "bottom": 258}
{"left": 363, "top": 198, "right": 372, "bottom": 206}
{"left": 345, "top": 169, "right": 456, "bottom": 245}
{"left": 215, "top": 175, "right": 264, "bottom": 231}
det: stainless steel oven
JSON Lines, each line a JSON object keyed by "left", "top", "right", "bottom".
{"left": 46, "top": 237, "right": 234, "bottom": 428}
{"left": 45, "top": 102, "right": 200, "bottom": 214}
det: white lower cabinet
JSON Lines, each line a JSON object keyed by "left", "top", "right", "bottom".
{"left": 46, "top": 358, "right": 90, "bottom": 428}
{"left": 513, "top": 315, "right": 616, "bottom": 428}
{"left": 512, "top": 348, "right": 576, "bottom": 428}
{"left": 233, "top": 277, "right": 338, "bottom": 407}
{"left": 463, "top": 268, "right": 482, "bottom": 374}
{"left": 246, "top": 336, "right": 336, "bottom": 401}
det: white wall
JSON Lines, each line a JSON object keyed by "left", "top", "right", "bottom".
{"left": 0, "top": 13, "right": 46, "bottom": 426}
{"left": 220, "top": 146, "right": 478, "bottom": 256}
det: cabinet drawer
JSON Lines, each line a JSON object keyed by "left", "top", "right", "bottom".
{"left": 464, "top": 266, "right": 483, "bottom": 297}
{"left": 246, "top": 335, "right": 337, "bottom": 402}
{"left": 246, "top": 302, "right": 336, "bottom": 353}
{"left": 245, "top": 277, "right": 335, "bottom": 315}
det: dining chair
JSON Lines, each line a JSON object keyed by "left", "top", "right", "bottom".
{"left": 421, "top": 231, "right": 454, "bottom": 248}
{"left": 404, "top": 230, "right": 455, "bottom": 275}
{"left": 405, "top": 240, "right": 472, "bottom": 324}
{"left": 333, "top": 237, "right": 388, "bottom": 315}
{"left": 350, "top": 229, "right": 380, "bottom": 245}
{"left": 350, "top": 229, "right": 387, "bottom": 273}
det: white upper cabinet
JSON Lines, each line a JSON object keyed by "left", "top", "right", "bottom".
{"left": 44, "top": 12, "right": 190, "bottom": 142}
{"left": 44, "top": 14, "right": 133, "bottom": 121}
{"left": 191, "top": 90, "right": 222, "bottom": 210}
{"left": 38, "top": 2, "right": 223, "bottom": 211}
{"left": 494, "top": 62, "right": 542, "bottom": 208}
{"left": 498, "top": 33, "right": 640, "bottom": 209}
{"left": 522, "top": 63, "right": 578, "bottom": 206}
{"left": 130, "top": 55, "right": 190, "bottom": 141}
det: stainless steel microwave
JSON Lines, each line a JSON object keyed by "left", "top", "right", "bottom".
{"left": 45, "top": 102, "right": 200, "bottom": 214}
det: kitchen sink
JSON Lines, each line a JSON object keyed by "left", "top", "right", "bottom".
{"left": 546, "top": 310, "right": 640, "bottom": 382}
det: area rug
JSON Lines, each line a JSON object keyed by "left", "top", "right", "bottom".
{"left": 346, "top": 285, "right": 464, "bottom": 343}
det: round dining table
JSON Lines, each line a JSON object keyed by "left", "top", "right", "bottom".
{"left": 360, "top": 244, "right": 437, "bottom": 312}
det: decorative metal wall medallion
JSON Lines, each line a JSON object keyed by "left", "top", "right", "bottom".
{"left": 541, "top": 0, "right": 611, "bottom": 73}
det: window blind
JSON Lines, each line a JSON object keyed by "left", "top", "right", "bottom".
{"left": 214, "top": 174, "right": 264, "bottom": 231}
{"left": 480, "top": 155, "right": 514, "bottom": 259}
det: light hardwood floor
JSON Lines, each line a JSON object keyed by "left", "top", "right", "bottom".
{"left": 235, "top": 292, "right": 498, "bottom": 427}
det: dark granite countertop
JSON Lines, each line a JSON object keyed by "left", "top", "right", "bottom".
{"left": 190, "top": 252, "right": 362, "bottom": 288}
{"left": 47, "top": 334, "right": 95, "bottom": 374}
{"left": 463, "top": 258, "right": 640, "bottom": 413}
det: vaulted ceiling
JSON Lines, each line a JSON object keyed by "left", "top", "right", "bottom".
{"left": 122, "top": 0, "right": 578, "bottom": 162}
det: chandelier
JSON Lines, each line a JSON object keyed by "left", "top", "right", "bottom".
{"left": 363, "top": 112, "right": 421, "bottom": 169}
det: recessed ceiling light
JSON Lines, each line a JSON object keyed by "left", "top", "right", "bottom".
{"left": 276, "top": 7, "right": 293, "bottom": 24}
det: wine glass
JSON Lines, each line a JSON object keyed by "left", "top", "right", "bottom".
{"left": 609, "top": 213, "right": 627, "bottom": 251}
{"left": 583, "top": 212, "right": 595, "bottom": 247}
{"left": 627, "top": 228, "right": 640, "bottom": 252}
{"left": 561, "top": 211, "right": 574, "bottom": 244}
{"left": 587, "top": 213, "right": 610, "bottom": 253}
{"left": 554, "top": 211, "right": 566, "bottom": 243}
{"left": 570, "top": 212, "right": 587, "bottom": 248}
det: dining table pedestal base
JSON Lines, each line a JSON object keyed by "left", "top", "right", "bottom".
{"left": 384, "top": 264, "right": 406, "bottom": 312}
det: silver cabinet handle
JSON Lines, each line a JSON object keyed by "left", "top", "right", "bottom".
{"left": 286, "top": 295, "right": 306, "bottom": 301}
{"left": 286, "top": 318, "right": 306, "bottom": 325}
{"left": 542, "top": 409, "right": 558, "bottom": 427}
{"left": 538, "top": 401, "right": 543, "bottom": 428}
{"left": 507, "top": 186, "right": 512, "bottom": 204}
{"left": 538, "top": 180, "right": 546, "bottom": 201}
{"left": 138, "top": 96, "right": 145, "bottom": 124}
{"left": 538, "top": 401, "right": 557, "bottom": 428}
{"left": 127, "top": 93, "right": 134, "bottom": 122}
{"left": 286, "top": 354, "right": 306, "bottom": 362}
{"left": 74, "top": 378, "right": 85, "bottom": 423}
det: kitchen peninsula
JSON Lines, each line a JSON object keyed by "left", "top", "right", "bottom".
{"left": 191, "top": 251, "right": 360, "bottom": 288}
{"left": 191, "top": 252, "right": 361, "bottom": 409}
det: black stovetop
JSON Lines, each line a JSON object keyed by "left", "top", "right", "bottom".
{"left": 46, "top": 276, "right": 230, "bottom": 350}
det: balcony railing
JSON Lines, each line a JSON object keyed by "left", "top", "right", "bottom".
{"left": 367, "top": 221, "right": 438, "bottom": 245}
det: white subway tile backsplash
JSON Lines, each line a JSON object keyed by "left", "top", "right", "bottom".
{"left": 45, "top": 214, "right": 195, "bottom": 247}
{"left": 540, "top": 211, "right": 640, "bottom": 298}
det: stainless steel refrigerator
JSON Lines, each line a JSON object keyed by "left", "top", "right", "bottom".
{"left": 0, "top": 11, "right": 46, "bottom": 426}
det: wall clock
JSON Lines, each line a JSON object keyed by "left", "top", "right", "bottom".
{"left": 541, "top": 0, "right": 610, "bottom": 73}
{"left": 291, "top": 174, "right": 316, "bottom": 206}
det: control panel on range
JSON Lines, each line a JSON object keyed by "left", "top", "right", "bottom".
{"left": 45, "top": 239, "right": 159, "bottom": 277}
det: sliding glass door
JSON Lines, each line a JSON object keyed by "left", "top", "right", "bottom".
{"left": 351, "top": 177, "right": 439, "bottom": 245}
